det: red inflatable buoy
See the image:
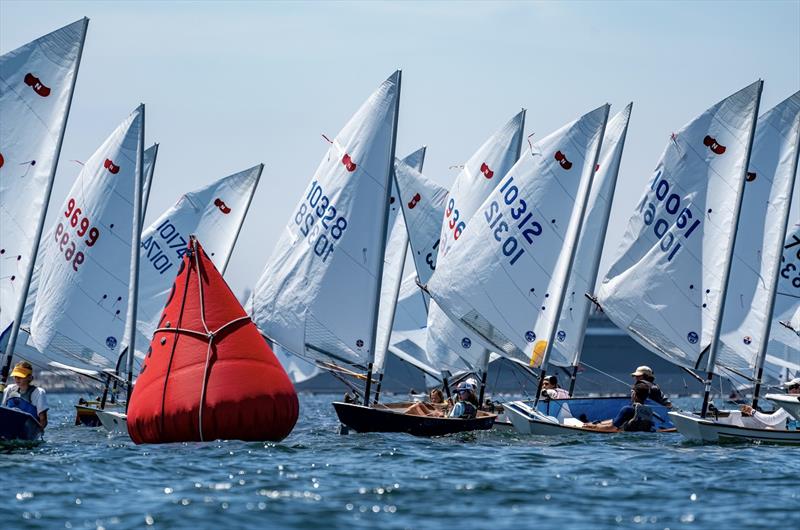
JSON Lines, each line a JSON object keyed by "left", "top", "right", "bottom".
{"left": 127, "top": 237, "right": 299, "bottom": 444}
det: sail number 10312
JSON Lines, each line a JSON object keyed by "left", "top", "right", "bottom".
{"left": 293, "top": 180, "right": 349, "bottom": 263}
{"left": 483, "top": 175, "right": 543, "bottom": 266}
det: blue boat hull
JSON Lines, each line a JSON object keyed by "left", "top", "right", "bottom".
{"left": 533, "top": 396, "right": 674, "bottom": 430}
{"left": 0, "top": 406, "right": 43, "bottom": 441}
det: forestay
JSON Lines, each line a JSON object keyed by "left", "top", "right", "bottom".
{"left": 130, "top": 164, "right": 263, "bottom": 360}
{"left": 428, "top": 105, "right": 609, "bottom": 367}
{"left": 251, "top": 72, "right": 400, "bottom": 369}
{"left": 29, "top": 106, "right": 144, "bottom": 369}
{"left": 373, "top": 147, "right": 427, "bottom": 374}
{"left": 597, "top": 82, "right": 762, "bottom": 372}
{"left": 0, "top": 18, "right": 87, "bottom": 336}
{"left": 427, "top": 111, "right": 526, "bottom": 372}
{"left": 140, "top": 143, "right": 159, "bottom": 220}
{"left": 549, "top": 104, "right": 632, "bottom": 368}
{"left": 716, "top": 93, "right": 800, "bottom": 379}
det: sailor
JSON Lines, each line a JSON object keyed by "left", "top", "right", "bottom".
{"left": 449, "top": 381, "right": 479, "bottom": 419}
{"left": 782, "top": 377, "right": 800, "bottom": 396}
{"left": 541, "top": 375, "right": 570, "bottom": 399}
{"left": 613, "top": 381, "right": 655, "bottom": 432}
{"left": 631, "top": 365, "right": 672, "bottom": 408}
{"left": 1, "top": 361, "right": 49, "bottom": 429}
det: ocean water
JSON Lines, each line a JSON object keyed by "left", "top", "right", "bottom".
{"left": 2, "top": 393, "right": 798, "bottom": 530}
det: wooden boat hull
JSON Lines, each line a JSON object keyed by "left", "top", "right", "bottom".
{"left": 504, "top": 400, "right": 676, "bottom": 435}
{"left": 96, "top": 409, "right": 129, "bottom": 434}
{"left": 669, "top": 411, "right": 800, "bottom": 445}
{"left": 765, "top": 393, "right": 800, "bottom": 420}
{"left": 74, "top": 404, "right": 102, "bottom": 426}
{"left": 332, "top": 401, "right": 496, "bottom": 437}
{"left": 0, "top": 406, "right": 43, "bottom": 442}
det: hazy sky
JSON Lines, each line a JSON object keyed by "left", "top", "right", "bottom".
{"left": 2, "top": 1, "right": 799, "bottom": 299}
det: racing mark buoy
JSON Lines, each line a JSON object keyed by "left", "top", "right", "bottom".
{"left": 127, "top": 237, "right": 299, "bottom": 444}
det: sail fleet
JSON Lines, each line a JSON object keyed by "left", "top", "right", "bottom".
{"left": 1, "top": 19, "right": 798, "bottom": 445}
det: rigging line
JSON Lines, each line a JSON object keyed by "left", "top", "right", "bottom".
{"left": 575, "top": 360, "right": 630, "bottom": 389}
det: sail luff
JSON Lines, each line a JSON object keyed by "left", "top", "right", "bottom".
{"left": 373, "top": 147, "right": 426, "bottom": 377}
{"left": 570, "top": 104, "right": 633, "bottom": 370}
{"left": 752, "top": 111, "right": 800, "bottom": 405}
{"left": 126, "top": 104, "right": 146, "bottom": 405}
{"left": 536, "top": 105, "right": 610, "bottom": 393}
{"left": 1, "top": 18, "right": 89, "bottom": 382}
{"left": 701, "top": 81, "right": 763, "bottom": 417}
{"left": 141, "top": 142, "right": 159, "bottom": 223}
{"left": 222, "top": 163, "right": 263, "bottom": 275}
{"left": 363, "top": 70, "right": 402, "bottom": 403}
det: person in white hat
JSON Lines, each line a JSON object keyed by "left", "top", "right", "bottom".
{"left": 448, "top": 380, "right": 479, "bottom": 419}
{"left": 631, "top": 365, "right": 672, "bottom": 408}
{"left": 781, "top": 377, "right": 800, "bottom": 395}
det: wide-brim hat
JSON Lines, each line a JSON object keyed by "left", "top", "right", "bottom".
{"left": 782, "top": 377, "right": 800, "bottom": 389}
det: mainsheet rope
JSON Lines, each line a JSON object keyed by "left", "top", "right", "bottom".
{"left": 152, "top": 237, "right": 250, "bottom": 441}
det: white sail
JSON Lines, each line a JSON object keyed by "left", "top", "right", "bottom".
{"left": 251, "top": 72, "right": 401, "bottom": 369}
{"left": 29, "top": 106, "right": 144, "bottom": 369}
{"left": 549, "top": 104, "right": 633, "bottom": 367}
{"left": 130, "top": 164, "right": 263, "bottom": 357}
{"left": 428, "top": 105, "right": 609, "bottom": 367}
{"left": 0, "top": 18, "right": 88, "bottom": 336}
{"left": 394, "top": 158, "right": 449, "bottom": 291}
{"left": 597, "top": 81, "right": 763, "bottom": 372}
{"left": 765, "top": 225, "right": 800, "bottom": 377}
{"left": 140, "top": 143, "right": 159, "bottom": 220}
{"left": 715, "top": 93, "right": 800, "bottom": 379}
{"left": 373, "top": 147, "right": 426, "bottom": 373}
{"left": 426, "top": 111, "right": 526, "bottom": 372}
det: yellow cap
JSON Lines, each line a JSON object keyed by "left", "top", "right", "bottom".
{"left": 10, "top": 361, "right": 33, "bottom": 379}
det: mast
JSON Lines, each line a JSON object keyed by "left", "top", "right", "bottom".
{"left": 140, "top": 143, "right": 159, "bottom": 223}
{"left": 374, "top": 148, "right": 426, "bottom": 403}
{"left": 476, "top": 109, "right": 526, "bottom": 404}
{"left": 752, "top": 112, "right": 800, "bottom": 409}
{"left": 700, "top": 81, "right": 763, "bottom": 417}
{"left": 222, "top": 163, "right": 263, "bottom": 275}
{"left": 534, "top": 105, "right": 609, "bottom": 406}
{"left": 568, "top": 104, "right": 632, "bottom": 396}
{"left": 363, "top": 70, "right": 402, "bottom": 405}
{"left": 125, "top": 104, "right": 146, "bottom": 408}
{"left": 1, "top": 18, "right": 89, "bottom": 383}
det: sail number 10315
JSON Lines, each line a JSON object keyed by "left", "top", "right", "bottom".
{"left": 483, "top": 175, "right": 542, "bottom": 266}
{"left": 293, "top": 180, "right": 349, "bottom": 263}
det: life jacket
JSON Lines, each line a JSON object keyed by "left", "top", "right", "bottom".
{"left": 623, "top": 403, "right": 655, "bottom": 432}
{"left": 456, "top": 401, "right": 478, "bottom": 419}
{"left": 4, "top": 385, "right": 39, "bottom": 419}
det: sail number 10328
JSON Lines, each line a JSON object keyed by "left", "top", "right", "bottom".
{"left": 293, "top": 180, "right": 349, "bottom": 263}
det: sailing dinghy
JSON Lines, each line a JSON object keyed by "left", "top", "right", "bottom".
{"left": 427, "top": 104, "right": 615, "bottom": 435}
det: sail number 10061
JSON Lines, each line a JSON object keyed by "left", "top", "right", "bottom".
{"left": 293, "top": 180, "right": 349, "bottom": 263}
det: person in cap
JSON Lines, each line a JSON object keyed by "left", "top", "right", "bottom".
{"left": 631, "top": 365, "right": 672, "bottom": 408}
{"left": 782, "top": 377, "right": 800, "bottom": 396}
{"left": 1, "top": 361, "right": 49, "bottom": 429}
{"left": 449, "top": 381, "right": 479, "bottom": 419}
{"left": 541, "top": 375, "right": 569, "bottom": 400}
{"left": 584, "top": 381, "right": 656, "bottom": 432}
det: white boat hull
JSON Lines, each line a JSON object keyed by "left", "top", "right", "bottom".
{"left": 668, "top": 411, "right": 800, "bottom": 445}
{"left": 504, "top": 401, "right": 594, "bottom": 435}
{"left": 765, "top": 393, "right": 800, "bottom": 420}
{"left": 96, "top": 409, "right": 129, "bottom": 435}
